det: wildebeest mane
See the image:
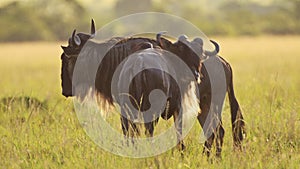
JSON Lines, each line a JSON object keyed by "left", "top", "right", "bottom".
{"left": 94, "top": 37, "right": 160, "bottom": 105}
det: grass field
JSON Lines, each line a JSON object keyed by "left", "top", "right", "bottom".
{"left": 0, "top": 36, "right": 299, "bottom": 168}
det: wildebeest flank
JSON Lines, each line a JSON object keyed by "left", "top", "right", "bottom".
{"left": 198, "top": 55, "right": 246, "bottom": 157}
{"left": 157, "top": 34, "right": 246, "bottom": 157}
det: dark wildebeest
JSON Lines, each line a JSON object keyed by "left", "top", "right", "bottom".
{"left": 110, "top": 39, "right": 218, "bottom": 150}
{"left": 198, "top": 56, "right": 246, "bottom": 157}
{"left": 114, "top": 43, "right": 198, "bottom": 150}
{"left": 60, "top": 20, "right": 219, "bottom": 151}
{"left": 157, "top": 33, "right": 246, "bottom": 157}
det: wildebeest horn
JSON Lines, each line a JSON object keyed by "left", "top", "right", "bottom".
{"left": 91, "top": 19, "right": 95, "bottom": 36}
{"left": 156, "top": 31, "right": 167, "bottom": 44}
{"left": 61, "top": 45, "right": 67, "bottom": 50}
{"left": 72, "top": 29, "right": 81, "bottom": 46}
{"left": 204, "top": 40, "right": 219, "bottom": 56}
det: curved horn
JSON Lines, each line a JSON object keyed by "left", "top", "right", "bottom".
{"left": 91, "top": 19, "right": 95, "bottom": 36}
{"left": 61, "top": 45, "right": 67, "bottom": 50}
{"left": 71, "top": 29, "right": 81, "bottom": 46}
{"left": 204, "top": 40, "right": 220, "bottom": 56}
{"left": 156, "top": 31, "right": 167, "bottom": 45}
{"left": 71, "top": 29, "right": 76, "bottom": 41}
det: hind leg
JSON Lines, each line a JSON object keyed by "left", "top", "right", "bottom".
{"left": 144, "top": 122, "right": 155, "bottom": 137}
{"left": 198, "top": 115, "right": 224, "bottom": 158}
{"left": 215, "top": 123, "right": 225, "bottom": 158}
{"left": 131, "top": 122, "right": 140, "bottom": 137}
{"left": 232, "top": 107, "right": 245, "bottom": 150}
{"left": 120, "top": 112, "right": 131, "bottom": 147}
{"left": 198, "top": 92, "right": 226, "bottom": 158}
{"left": 203, "top": 133, "right": 215, "bottom": 157}
{"left": 197, "top": 96, "right": 215, "bottom": 157}
{"left": 198, "top": 114, "right": 215, "bottom": 157}
{"left": 120, "top": 108, "right": 129, "bottom": 137}
{"left": 120, "top": 113, "right": 129, "bottom": 137}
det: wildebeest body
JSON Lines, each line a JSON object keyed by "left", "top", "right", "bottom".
{"left": 197, "top": 55, "right": 246, "bottom": 157}
{"left": 60, "top": 20, "right": 244, "bottom": 156}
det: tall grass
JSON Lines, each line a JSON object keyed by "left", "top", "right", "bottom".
{"left": 0, "top": 36, "right": 299, "bottom": 168}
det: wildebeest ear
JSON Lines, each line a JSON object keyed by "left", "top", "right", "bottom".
{"left": 61, "top": 45, "right": 67, "bottom": 51}
{"left": 177, "top": 35, "right": 190, "bottom": 52}
{"left": 74, "top": 35, "right": 81, "bottom": 46}
{"left": 156, "top": 32, "right": 172, "bottom": 48}
{"left": 91, "top": 19, "right": 96, "bottom": 36}
{"left": 178, "top": 35, "right": 188, "bottom": 42}
{"left": 192, "top": 37, "right": 203, "bottom": 46}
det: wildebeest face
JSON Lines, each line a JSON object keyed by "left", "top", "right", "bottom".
{"left": 60, "top": 20, "right": 96, "bottom": 97}
{"left": 156, "top": 33, "right": 202, "bottom": 81}
{"left": 156, "top": 33, "right": 220, "bottom": 82}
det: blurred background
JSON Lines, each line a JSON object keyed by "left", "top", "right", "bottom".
{"left": 1, "top": 1, "right": 300, "bottom": 168}
{"left": 1, "top": 0, "right": 300, "bottom": 42}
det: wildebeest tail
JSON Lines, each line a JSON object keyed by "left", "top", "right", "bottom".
{"left": 227, "top": 62, "right": 246, "bottom": 148}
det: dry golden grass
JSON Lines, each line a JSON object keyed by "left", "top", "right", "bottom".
{"left": 0, "top": 36, "right": 299, "bottom": 168}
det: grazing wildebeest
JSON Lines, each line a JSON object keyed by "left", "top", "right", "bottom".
{"left": 156, "top": 33, "right": 246, "bottom": 157}
{"left": 60, "top": 20, "right": 219, "bottom": 151}
{"left": 197, "top": 56, "right": 246, "bottom": 157}
{"left": 114, "top": 40, "right": 218, "bottom": 148}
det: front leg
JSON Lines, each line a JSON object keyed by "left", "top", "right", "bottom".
{"left": 120, "top": 110, "right": 129, "bottom": 137}
{"left": 173, "top": 110, "right": 185, "bottom": 152}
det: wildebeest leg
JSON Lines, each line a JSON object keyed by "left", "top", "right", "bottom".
{"left": 212, "top": 98, "right": 225, "bottom": 158}
{"left": 215, "top": 123, "right": 225, "bottom": 158}
{"left": 198, "top": 111, "right": 215, "bottom": 157}
{"left": 203, "top": 134, "right": 214, "bottom": 157}
{"left": 144, "top": 117, "right": 159, "bottom": 137}
{"left": 198, "top": 94, "right": 215, "bottom": 157}
{"left": 173, "top": 111, "right": 185, "bottom": 152}
{"left": 120, "top": 111, "right": 129, "bottom": 137}
{"left": 131, "top": 122, "right": 140, "bottom": 137}
{"left": 198, "top": 114, "right": 224, "bottom": 158}
{"left": 120, "top": 109, "right": 140, "bottom": 145}
{"left": 227, "top": 63, "right": 246, "bottom": 149}
{"left": 144, "top": 122, "right": 155, "bottom": 137}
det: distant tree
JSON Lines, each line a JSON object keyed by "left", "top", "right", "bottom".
{"left": 114, "top": 0, "right": 152, "bottom": 17}
{"left": 0, "top": 1, "right": 49, "bottom": 41}
{"left": 292, "top": 0, "right": 300, "bottom": 18}
{"left": 291, "top": 0, "right": 300, "bottom": 33}
{"left": 0, "top": 0, "right": 87, "bottom": 41}
{"left": 33, "top": 0, "right": 87, "bottom": 40}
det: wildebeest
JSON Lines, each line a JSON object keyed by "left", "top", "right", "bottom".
{"left": 157, "top": 34, "right": 246, "bottom": 157}
{"left": 60, "top": 20, "right": 96, "bottom": 97}
{"left": 198, "top": 56, "right": 246, "bottom": 157}
{"left": 60, "top": 20, "right": 219, "bottom": 151}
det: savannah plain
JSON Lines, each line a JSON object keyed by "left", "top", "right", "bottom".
{"left": 0, "top": 36, "right": 299, "bottom": 168}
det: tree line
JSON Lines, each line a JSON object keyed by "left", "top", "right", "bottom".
{"left": 0, "top": 0, "right": 299, "bottom": 42}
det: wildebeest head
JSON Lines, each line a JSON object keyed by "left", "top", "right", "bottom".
{"left": 60, "top": 19, "right": 96, "bottom": 97}
{"left": 156, "top": 32, "right": 219, "bottom": 82}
